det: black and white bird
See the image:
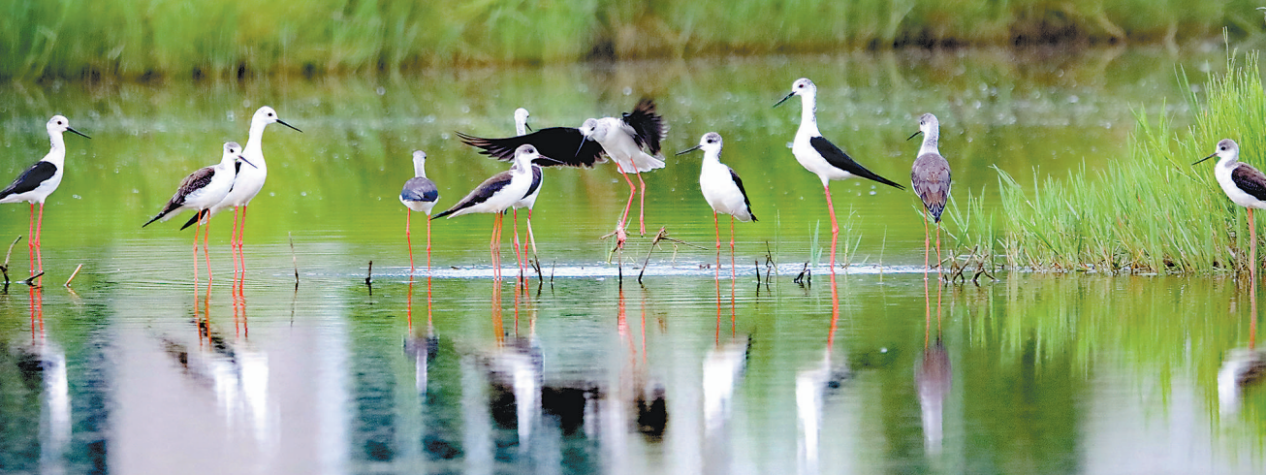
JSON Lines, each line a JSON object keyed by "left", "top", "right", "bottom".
{"left": 578, "top": 98, "right": 669, "bottom": 243}
{"left": 774, "top": 78, "right": 904, "bottom": 271}
{"left": 909, "top": 113, "right": 951, "bottom": 280}
{"left": 1196, "top": 138, "right": 1266, "bottom": 276}
{"left": 432, "top": 144, "right": 552, "bottom": 280}
{"left": 457, "top": 99, "right": 667, "bottom": 248}
{"left": 508, "top": 108, "right": 545, "bottom": 277}
{"left": 400, "top": 150, "right": 440, "bottom": 273}
{"left": 182, "top": 106, "right": 301, "bottom": 275}
{"left": 677, "top": 132, "right": 756, "bottom": 279}
{"left": 0, "top": 115, "right": 90, "bottom": 276}
{"left": 144, "top": 142, "right": 255, "bottom": 281}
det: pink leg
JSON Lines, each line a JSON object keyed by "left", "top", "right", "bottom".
{"left": 713, "top": 212, "right": 721, "bottom": 280}
{"left": 426, "top": 214, "right": 432, "bottom": 273}
{"left": 35, "top": 203, "right": 44, "bottom": 274}
{"left": 923, "top": 214, "right": 930, "bottom": 281}
{"left": 204, "top": 214, "right": 213, "bottom": 282}
{"left": 637, "top": 172, "right": 647, "bottom": 236}
{"left": 240, "top": 205, "right": 249, "bottom": 275}
{"left": 27, "top": 203, "right": 34, "bottom": 275}
{"left": 192, "top": 219, "right": 202, "bottom": 284}
{"left": 823, "top": 183, "right": 839, "bottom": 271}
{"left": 512, "top": 209, "right": 525, "bottom": 283}
{"left": 730, "top": 215, "right": 736, "bottom": 282}
{"left": 406, "top": 211, "right": 414, "bottom": 273}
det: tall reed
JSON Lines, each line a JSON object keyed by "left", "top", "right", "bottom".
{"left": 958, "top": 51, "right": 1266, "bottom": 274}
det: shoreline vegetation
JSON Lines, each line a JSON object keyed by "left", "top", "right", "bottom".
{"left": 1, "top": 0, "right": 1261, "bottom": 81}
{"left": 954, "top": 50, "right": 1266, "bottom": 275}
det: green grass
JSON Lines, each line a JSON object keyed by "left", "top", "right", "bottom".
{"left": 957, "top": 49, "right": 1266, "bottom": 274}
{"left": 0, "top": 0, "right": 1259, "bottom": 80}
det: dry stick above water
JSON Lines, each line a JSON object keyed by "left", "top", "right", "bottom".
{"left": 1, "top": 235, "right": 22, "bottom": 284}
{"left": 64, "top": 264, "right": 84, "bottom": 287}
{"left": 289, "top": 232, "right": 299, "bottom": 287}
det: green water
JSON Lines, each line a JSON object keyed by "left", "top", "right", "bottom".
{"left": 2, "top": 47, "right": 1265, "bottom": 474}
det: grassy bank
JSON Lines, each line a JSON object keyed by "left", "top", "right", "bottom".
{"left": 1, "top": 0, "right": 1259, "bottom": 80}
{"left": 956, "top": 51, "right": 1266, "bottom": 274}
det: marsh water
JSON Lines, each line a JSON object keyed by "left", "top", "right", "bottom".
{"left": 2, "top": 46, "right": 1265, "bottom": 474}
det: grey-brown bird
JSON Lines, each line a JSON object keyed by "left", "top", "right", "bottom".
{"left": 909, "top": 113, "right": 951, "bottom": 280}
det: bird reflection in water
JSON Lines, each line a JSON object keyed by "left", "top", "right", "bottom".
{"left": 15, "top": 286, "right": 72, "bottom": 474}
{"left": 1219, "top": 278, "right": 1265, "bottom": 415}
{"left": 404, "top": 275, "right": 438, "bottom": 398}
{"left": 162, "top": 278, "right": 272, "bottom": 445}
{"left": 915, "top": 276, "right": 951, "bottom": 455}
{"left": 797, "top": 276, "right": 850, "bottom": 475}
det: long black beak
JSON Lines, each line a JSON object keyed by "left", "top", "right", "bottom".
{"left": 277, "top": 119, "right": 303, "bottom": 133}
{"left": 574, "top": 135, "right": 588, "bottom": 157}
{"left": 773, "top": 91, "right": 795, "bottom": 108}
{"left": 534, "top": 155, "right": 562, "bottom": 165}
{"left": 676, "top": 145, "right": 702, "bottom": 156}
{"left": 907, "top": 130, "right": 923, "bottom": 141}
{"left": 238, "top": 156, "right": 258, "bottom": 169}
{"left": 67, "top": 127, "right": 90, "bottom": 139}
{"left": 1193, "top": 153, "right": 1218, "bottom": 165}
{"left": 525, "top": 123, "right": 533, "bottom": 132}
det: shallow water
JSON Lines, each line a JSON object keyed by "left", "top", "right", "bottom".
{"left": 2, "top": 46, "right": 1265, "bottom": 474}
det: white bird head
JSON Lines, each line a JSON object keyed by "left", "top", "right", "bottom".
{"left": 47, "top": 115, "right": 90, "bottom": 140}
{"left": 676, "top": 132, "right": 723, "bottom": 157}
{"left": 578, "top": 118, "right": 600, "bottom": 138}
{"left": 908, "top": 113, "right": 940, "bottom": 141}
{"left": 411, "top": 150, "right": 428, "bottom": 177}
{"left": 775, "top": 78, "right": 816, "bottom": 107}
{"left": 225, "top": 141, "right": 256, "bottom": 168}
{"left": 1196, "top": 138, "right": 1239, "bottom": 166}
{"left": 514, "top": 108, "right": 531, "bottom": 134}
{"left": 252, "top": 106, "right": 302, "bottom": 133}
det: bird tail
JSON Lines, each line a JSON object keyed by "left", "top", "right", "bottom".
{"left": 142, "top": 210, "right": 169, "bottom": 228}
{"left": 179, "top": 209, "right": 210, "bottom": 230}
{"left": 430, "top": 208, "right": 456, "bottom": 220}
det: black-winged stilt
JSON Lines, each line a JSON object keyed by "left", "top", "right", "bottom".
{"left": 0, "top": 115, "right": 89, "bottom": 277}
{"left": 677, "top": 132, "right": 756, "bottom": 280}
{"left": 577, "top": 98, "right": 669, "bottom": 245}
{"left": 1196, "top": 138, "right": 1266, "bottom": 277}
{"left": 432, "top": 144, "right": 551, "bottom": 280}
{"left": 144, "top": 142, "right": 254, "bottom": 282}
{"left": 181, "top": 106, "right": 300, "bottom": 276}
{"left": 774, "top": 78, "right": 904, "bottom": 271}
{"left": 509, "top": 108, "right": 544, "bottom": 280}
{"left": 400, "top": 150, "right": 439, "bottom": 273}
{"left": 908, "top": 113, "right": 951, "bottom": 280}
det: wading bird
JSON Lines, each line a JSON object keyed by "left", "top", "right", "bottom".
{"left": 678, "top": 132, "right": 756, "bottom": 280}
{"left": 0, "top": 115, "right": 90, "bottom": 276}
{"left": 508, "top": 108, "right": 544, "bottom": 278}
{"left": 144, "top": 142, "right": 255, "bottom": 282}
{"left": 432, "top": 145, "right": 552, "bottom": 280}
{"left": 182, "top": 106, "right": 301, "bottom": 275}
{"left": 909, "top": 113, "right": 951, "bottom": 280}
{"left": 1196, "top": 139, "right": 1266, "bottom": 278}
{"left": 400, "top": 150, "right": 440, "bottom": 273}
{"left": 775, "top": 78, "right": 904, "bottom": 271}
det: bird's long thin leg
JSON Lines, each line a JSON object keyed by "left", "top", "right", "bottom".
{"left": 714, "top": 212, "right": 721, "bottom": 279}
{"left": 823, "top": 183, "right": 839, "bottom": 272}
{"left": 239, "top": 205, "right": 249, "bottom": 276}
{"left": 35, "top": 203, "right": 44, "bottom": 274}
{"left": 230, "top": 207, "right": 240, "bottom": 277}
{"left": 204, "top": 215, "right": 213, "bottom": 283}
{"left": 730, "top": 215, "right": 737, "bottom": 282}
{"left": 526, "top": 209, "right": 538, "bottom": 261}
{"left": 935, "top": 222, "right": 943, "bottom": 280}
{"left": 406, "top": 211, "right": 414, "bottom": 273}
{"left": 637, "top": 172, "right": 647, "bottom": 236}
{"left": 613, "top": 162, "right": 635, "bottom": 247}
{"left": 923, "top": 213, "right": 930, "bottom": 281}
{"left": 426, "top": 213, "right": 433, "bottom": 274}
{"left": 192, "top": 219, "right": 202, "bottom": 285}
{"left": 512, "top": 208, "right": 525, "bottom": 284}
{"left": 1252, "top": 208, "right": 1258, "bottom": 286}
{"left": 490, "top": 216, "right": 499, "bottom": 281}
{"left": 27, "top": 203, "right": 34, "bottom": 275}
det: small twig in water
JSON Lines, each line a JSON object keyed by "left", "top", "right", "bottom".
{"left": 22, "top": 271, "right": 44, "bottom": 287}
{"left": 755, "top": 259, "right": 761, "bottom": 285}
{"left": 1, "top": 235, "right": 22, "bottom": 284}
{"left": 289, "top": 232, "right": 300, "bottom": 288}
{"left": 365, "top": 260, "right": 373, "bottom": 286}
{"left": 64, "top": 264, "right": 84, "bottom": 287}
{"left": 793, "top": 262, "right": 812, "bottom": 286}
{"left": 637, "top": 227, "right": 671, "bottom": 284}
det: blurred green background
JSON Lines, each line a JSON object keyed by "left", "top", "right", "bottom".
{"left": 1, "top": 0, "right": 1263, "bottom": 80}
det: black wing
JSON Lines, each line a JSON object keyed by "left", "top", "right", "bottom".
{"left": 729, "top": 166, "right": 757, "bottom": 222}
{"left": 401, "top": 177, "right": 439, "bottom": 202}
{"left": 144, "top": 167, "right": 215, "bottom": 227}
{"left": 1232, "top": 164, "right": 1266, "bottom": 202}
{"left": 456, "top": 127, "right": 606, "bottom": 168}
{"left": 0, "top": 161, "right": 57, "bottom": 199}
{"left": 432, "top": 170, "right": 514, "bottom": 220}
{"left": 622, "top": 98, "right": 668, "bottom": 156}
{"left": 809, "top": 136, "right": 905, "bottom": 190}
{"left": 911, "top": 153, "right": 951, "bottom": 223}
{"left": 523, "top": 165, "right": 543, "bottom": 198}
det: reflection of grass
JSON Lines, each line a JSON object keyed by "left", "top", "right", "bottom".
{"left": 0, "top": 0, "right": 1251, "bottom": 80}
{"left": 960, "top": 51, "right": 1266, "bottom": 274}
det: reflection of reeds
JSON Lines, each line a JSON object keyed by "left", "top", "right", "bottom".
{"left": 0, "top": 0, "right": 1248, "bottom": 80}
{"left": 960, "top": 52, "right": 1266, "bottom": 274}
